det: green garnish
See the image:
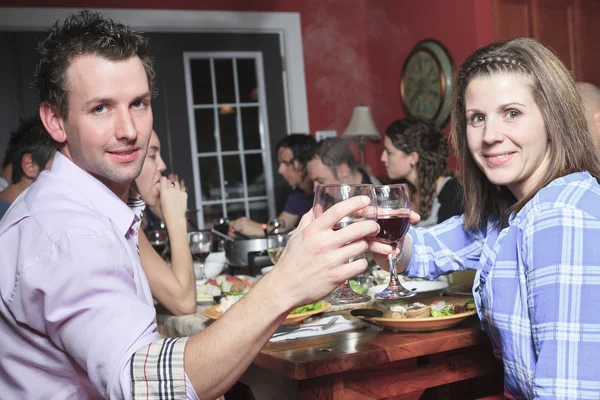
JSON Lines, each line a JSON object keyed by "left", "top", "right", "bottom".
{"left": 222, "top": 291, "right": 244, "bottom": 297}
{"left": 431, "top": 308, "right": 456, "bottom": 318}
{"left": 291, "top": 301, "right": 323, "bottom": 314}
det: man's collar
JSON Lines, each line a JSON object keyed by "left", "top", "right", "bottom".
{"left": 51, "top": 152, "right": 139, "bottom": 237}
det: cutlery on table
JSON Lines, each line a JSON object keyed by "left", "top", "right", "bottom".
{"left": 272, "top": 316, "right": 340, "bottom": 337}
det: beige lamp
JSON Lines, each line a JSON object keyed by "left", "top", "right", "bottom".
{"left": 342, "top": 104, "right": 381, "bottom": 165}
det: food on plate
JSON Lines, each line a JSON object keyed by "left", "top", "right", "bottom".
{"left": 196, "top": 275, "right": 256, "bottom": 301}
{"left": 375, "top": 299, "right": 475, "bottom": 319}
{"left": 216, "top": 295, "right": 243, "bottom": 313}
{"left": 404, "top": 305, "right": 432, "bottom": 319}
{"left": 290, "top": 301, "right": 323, "bottom": 315}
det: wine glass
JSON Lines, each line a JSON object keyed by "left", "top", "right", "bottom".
{"left": 188, "top": 230, "right": 213, "bottom": 280}
{"left": 267, "top": 233, "right": 289, "bottom": 265}
{"left": 313, "top": 183, "right": 377, "bottom": 305}
{"left": 147, "top": 224, "right": 169, "bottom": 259}
{"left": 374, "top": 184, "right": 415, "bottom": 299}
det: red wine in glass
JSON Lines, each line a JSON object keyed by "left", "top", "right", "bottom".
{"left": 376, "top": 215, "right": 410, "bottom": 245}
{"left": 374, "top": 184, "right": 415, "bottom": 299}
{"left": 192, "top": 251, "right": 210, "bottom": 263}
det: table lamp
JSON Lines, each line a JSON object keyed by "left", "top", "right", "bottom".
{"left": 342, "top": 104, "right": 381, "bottom": 165}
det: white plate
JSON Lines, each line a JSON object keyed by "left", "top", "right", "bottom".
{"left": 368, "top": 280, "right": 448, "bottom": 297}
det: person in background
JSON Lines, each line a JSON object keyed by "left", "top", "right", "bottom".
{"left": 134, "top": 129, "right": 196, "bottom": 316}
{"left": 0, "top": 157, "right": 11, "bottom": 192}
{"left": 307, "top": 137, "right": 381, "bottom": 189}
{"left": 229, "top": 133, "right": 316, "bottom": 236}
{"left": 383, "top": 37, "right": 600, "bottom": 398}
{"left": 0, "top": 11, "right": 393, "bottom": 399}
{"left": 0, "top": 114, "right": 56, "bottom": 219}
{"left": 381, "top": 116, "right": 462, "bottom": 228}
{"left": 576, "top": 81, "right": 600, "bottom": 147}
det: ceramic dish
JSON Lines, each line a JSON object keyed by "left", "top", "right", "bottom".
{"left": 359, "top": 295, "right": 477, "bottom": 332}
{"left": 204, "top": 301, "right": 331, "bottom": 326}
{"left": 362, "top": 310, "right": 477, "bottom": 332}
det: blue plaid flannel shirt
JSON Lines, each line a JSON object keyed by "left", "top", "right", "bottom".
{"left": 406, "top": 171, "right": 600, "bottom": 399}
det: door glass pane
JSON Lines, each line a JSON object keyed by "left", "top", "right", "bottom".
{"left": 199, "top": 156, "right": 221, "bottom": 200}
{"left": 214, "top": 59, "right": 235, "bottom": 104}
{"left": 222, "top": 155, "right": 243, "bottom": 199}
{"left": 237, "top": 58, "right": 258, "bottom": 103}
{"left": 249, "top": 200, "right": 268, "bottom": 222}
{"left": 241, "top": 106, "right": 261, "bottom": 150}
{"left": 226, "top": 202, "right": 246, "bottom": 221}
{"left": 195, "top": 108, "right": 216, "bottom": 153}
{"left": 219, "top": 110, "right": 238, "bottom": 152}
{"left": 245, "top": 154, "right": 266, "bottom": 197}
{"left": 190, "top": 59, "right": 213, "bottom": 105}
{"left": 202, "top": 204, "right": 224, "bottom": 229}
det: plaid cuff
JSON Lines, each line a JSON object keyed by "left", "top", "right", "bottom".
{"left": 131, "top": 337, "right": 190, "bottom": 400}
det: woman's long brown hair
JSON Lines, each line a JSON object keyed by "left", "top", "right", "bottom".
{"left": 451, "top": 37, "right": 600, "bottom": 230}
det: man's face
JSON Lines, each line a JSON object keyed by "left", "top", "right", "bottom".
{"left": 58, "top": 54, "right": 153, "bottom": 194}
{"left": 307, "top": 157, "right": 339, "bottom": 191}
{"left": 277, "top": 147, "right": 303, "bottom": 186}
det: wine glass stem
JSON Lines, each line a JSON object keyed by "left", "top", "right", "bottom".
{"left": 388, "top": 240, "right": 403, "bottom": 287}
{"left": 339, "top": 279, "right": 351, "bottom": 289}
{"left": 200, "top": 263, "right": 206, "bottom": 280}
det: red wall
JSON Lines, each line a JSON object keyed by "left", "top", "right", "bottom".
{"left": 1, "top": 0, "right": 494, "bottom": 176}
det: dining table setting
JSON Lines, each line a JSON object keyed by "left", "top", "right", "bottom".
{"left": 158, "top": 183, "right": 504, "bottom": 399}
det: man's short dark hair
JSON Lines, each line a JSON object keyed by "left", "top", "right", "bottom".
{"left": 275, "top": 133, "right": 317, "bottom": 168}
{"left": 33, "top": 10, "right": 156, "bottom": 119}
{"left": 314, "top": 137, "right": 358, "bottom": 180}
{"left": 8, "top": 114, "right": 57, "bottom": 183}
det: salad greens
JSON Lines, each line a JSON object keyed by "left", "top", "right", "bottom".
{"left": 221, "top": 291, "right": 244, "bottom": 297}
{"left": 431, "top": 308, "right": 456, "bottom": 318}
{"left": 465, "top": 299, "right": 476, "bottom": 311}
{"left": 290, "top": 301, "right": 323, "bottom": 314}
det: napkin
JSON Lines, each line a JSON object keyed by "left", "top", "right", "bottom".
{"left": 269, "top": 315, "right": 365, "bottom": 342}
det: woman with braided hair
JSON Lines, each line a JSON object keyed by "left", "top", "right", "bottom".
{"left": 381, "top": 116, "right": 463, "bottom": 227}
{"left": 377, "top": 37, "right": 600, "bottom": 398}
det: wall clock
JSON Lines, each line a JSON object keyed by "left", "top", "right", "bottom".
{"left": 400, "top": 39, "right": 454, "bottom": 128}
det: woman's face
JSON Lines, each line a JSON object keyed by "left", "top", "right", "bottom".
{"left": 381, "top": 136, "right": 414, "bottom": 180}
{"left": 465, "top": 73, "right": 550, "bottom": 200}
{"left": 135, "top": 131, "right": 167, "bottom": 206}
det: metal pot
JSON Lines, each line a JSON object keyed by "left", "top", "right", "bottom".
{"left": 223, "top": 237, "right": 272, "bottom": 269}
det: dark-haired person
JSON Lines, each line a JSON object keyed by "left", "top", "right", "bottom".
{"left": 229, "top": 133, "right": 317, "bottom": 236}
{"left": 381, "top": 116, "right": 462, "bottom": 228}
{"left": 0, "top": 115, "right": 56, "bottom": 219}
{"left": 307, "top": 137, "right": 381, "bottom": 188}
{"left": 0, "top": 11, "right": 392, "bottom": 399}
{"left": 382, "top": 37, "right": 600, "bottom": 398}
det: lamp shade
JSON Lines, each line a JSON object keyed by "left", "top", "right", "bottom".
{"left": 342, "top": 105, "right": 380, "bottom": 140}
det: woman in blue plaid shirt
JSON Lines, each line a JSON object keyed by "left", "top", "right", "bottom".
{"left": 391, "top": 38, "right": 600, "bottom": 399}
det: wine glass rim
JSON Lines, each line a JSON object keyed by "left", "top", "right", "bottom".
{"left": 315, "top": 183, "right": 374, "bottom": 188}
{"left": 374, "top": 183, "right": 410, "bottom": 188}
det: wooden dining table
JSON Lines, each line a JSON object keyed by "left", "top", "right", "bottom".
{"left": 157, "top": 306, "right": 504, "bottom": 400}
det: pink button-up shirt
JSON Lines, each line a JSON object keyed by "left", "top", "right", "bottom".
{"left": 0, "top": 152, "right": 195, "bottom": 399}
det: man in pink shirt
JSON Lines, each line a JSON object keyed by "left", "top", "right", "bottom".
{"left": 0, "top": 10, "right": 389, "bottom": 400}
